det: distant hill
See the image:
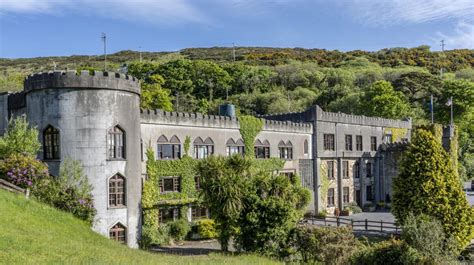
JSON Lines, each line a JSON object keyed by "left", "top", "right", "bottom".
{"left": 1, "top": 46, "right": 473, "bottom": 75}
{"left": 0, "top": 189, "right": 278, "bottom": 264}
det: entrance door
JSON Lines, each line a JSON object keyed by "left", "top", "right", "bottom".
{"left": 355, "top": 189, "right": 361, "bottom": 206}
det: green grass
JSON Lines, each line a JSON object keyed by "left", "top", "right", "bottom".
{"left": 0, "top": 190, "right": 279, "bottom": 265}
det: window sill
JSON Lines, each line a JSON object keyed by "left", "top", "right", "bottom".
{"left": 108, "top": 206, "right": 127, "bottom": 210}
{"left": 43, "top": 159, "right": 61, "bottom": 162}
{"left": 107, "top": 158, "right": 127, "bottom": 162}
{"left": 160, "top": 191, "right": 180, "bottom": 194}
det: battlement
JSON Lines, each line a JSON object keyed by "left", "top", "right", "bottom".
{"left": 140, "top": 109, "right": 312, "bottom": 133}
{"left": 24, "top": 70, "right": 140, "bottom": 95}
{"left": 263, "top": 105, "right": 412, "bottom": 129}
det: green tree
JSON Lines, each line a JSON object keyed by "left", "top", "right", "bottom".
{"left": 191, "top": 60, "right": 231, "bottom": 101}
{"left": 393, "top": 71, "right": 442, "bottom": 104}
{"left": 0, "top": 116, "right": 41, "bottom": 158}
{"left": 140, "top": 74, "right": 173, "bottom": 111}
{"left": 363, "top": 80, "right": 410, "bottom": 119}
{"left": 155, "top": 59, "right": 194, "bottom": 94}
{"left": 392, "top": 128, "right": 473, "bottom": 252}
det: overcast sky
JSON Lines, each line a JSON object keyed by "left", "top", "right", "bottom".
{"left": 0, "top": 0, "right": 473, "bottom": 58}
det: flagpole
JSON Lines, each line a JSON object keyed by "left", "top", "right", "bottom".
{"left": 450, "top": 96, "right": 453, "bottom": 125}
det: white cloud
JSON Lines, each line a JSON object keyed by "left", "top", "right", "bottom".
{"left": 0, "top": 0, "right": 209, "bottom": 25}
{"left": 343, "top": 0, "right": 474, "bottom": 26}
{"left": 436, "top": 21, "right": 474, "bottom": 49}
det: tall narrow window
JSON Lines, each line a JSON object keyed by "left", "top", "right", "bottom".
{"left": 327, "top": 161, "right": 335, "bottom": 179}
{"left": 108, "top": 125, "right": 125, "bottom": 159}
{"left": 157, "top": 135, "right": 181, "bottom": 160}
{"left": 343, "top": 187, "right": 350, "bottom": 203}
{"left": 342, "top": 161, "right": 349, "bottom": 178}
{"left": 194, "top": 176, "right": 201, "bottom": 191}
{"left": 383, "top": 133, "right": 393, "bottom": 144}
{"left": 109, "top": 223, "right": 126, "bottom": 244}
{"left": 354, "top": 162, "right": 360, "bottom": 178}
{"left": 194, "top": 137, "right": 214, "bottom": 159}
{"left": 226, "top": 138, "right": 245, "bottom": 156}
{"left": 278, "top": 141, "right": 293, "bottom": 159}
{"left": 303, "top": 139, "right": 309, "bottom": 155}
{"left": 370, "top": 136, "right": 377, "bottom": 151}
{"left": 345, "top": 135, "right": 353, "bottom": 151}
{"left": 255, "top": 139, "right": 270, "bottom": 159}
{"left": 327, "top": 188, "right": 335, "bottom": 206}
{"left": 323, "top": 134, "right": 335, "bottom": 151}
{"left": 109, "top": 174, "right": 126, "bottom": 207}
{"left": 44, "top": 125, "right": 60, "bottom": 160}
{"left": 366, "top": 162, "right": 372, "bottom": 178}
{"left": 356, "top": 135, "right": 363, "bottom": 151}
{"left": 366, "top": 185, "right": 373, "bottom": 201}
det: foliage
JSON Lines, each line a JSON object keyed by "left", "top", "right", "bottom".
{"left": 0, "top": 72, "right": 25, "bottom": 92}
{"left": 0, "top": 154, "right": 49, "bottom": 188}
{"left": 169, "top": 219, "right": 191, "bottom": 241}
{"left": 285, "top": 226, "right": 360, "bottom": 264}
{"left": 384, "top": 127, "right": 408, "bottom": 142}
{"left": 320, "top": 161, "right": 330, "bottom": 207}
{"left": 351, "top": 238, "right": 425, "bottom": 265}
{"left": 184, "top": 135, "right": 191, "bottom": 157}
{"left": 140, "top": 74, "right": 173, "bottom": 111}
{"left": 0, "top": 189, "right": 280, "bottom": 265}
{"left": 0, "top": 116, "right": 41, "bottom": 158}
{"left": 401, "top": 213, "right": 457, "bottom": 263}
{"left": 238, "top": 115, "right": 264, "bottom": 158}
{"left": 363, "top": 81, "right": 410, "bottom": 119}
{"left": 344, "top": 202, "right": 362, "bottom": 214}
{"left": 195, "top": 219, "right": 219, "bottom": 239}
{"left": 392, "top": 128, "right": 473, "bottom": 252}
{"left": 32, "top": 158, "right": 96, "bottom": 224}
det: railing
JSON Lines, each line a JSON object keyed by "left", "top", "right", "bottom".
{"left": 302, "top": 216, "right": 401, "bottom": 234}
{"left": 0, "top": 179, "right": 29, "bottom": 198}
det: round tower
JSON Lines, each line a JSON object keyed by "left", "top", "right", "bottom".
{"left": 24, "top": 70, "right": 141, "bottom": 248}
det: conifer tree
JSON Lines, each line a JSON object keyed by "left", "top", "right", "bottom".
{"left": 392, "top": 128, "right": 473, "bottom": 252}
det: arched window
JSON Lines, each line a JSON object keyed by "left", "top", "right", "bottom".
{"left": 109, "top": 223, "right": 126, "bottom": 244}
{"left": 278, "top": 140, "right": 293, "bottom": 159}
{"left": 43, "top": 125, "right": 60, "bottom": 160}
{"left": 157, "top": 135, "right": 181, "bottom": 160}
{"left": 254, "top": 139, "right": 270, "bottom": 159}
{"left": 226, "top": 138, "right": 244, "bottom": 156}
{"left": 194, "top": 137, "right": 214, "bottom": 159}
{"left": 109, "top": 174, "right": 126, "bottom": 207}
{"left": 108, "top": 125, "right": 125, "bottom": 159}
{"left": 303, "top": 139, "right": 309, "bottom": 155}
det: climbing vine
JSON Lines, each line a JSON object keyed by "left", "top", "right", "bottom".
{"left": 384, "top": 127, "right": 408, "bottom": 142}
{"left": 184, "top": 136, "right": 191, "bottom": 157}
{"left": 238, "top": 115, "right": 264, "bottom": 158}
{"left": 320, "top": 162, "right": 330, "bottom": 210}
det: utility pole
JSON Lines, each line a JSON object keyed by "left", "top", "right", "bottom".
{"left": 101, "top": 33, "right": 107, "bottom": 71}
{"left": 440, "top": 39, "right": 445, "bottom": 77}
{"left": 232, "top": 43, "right": 236, "bottom": 62}
{"left": 139, "top": 46, "right": 142, "bottom": 62}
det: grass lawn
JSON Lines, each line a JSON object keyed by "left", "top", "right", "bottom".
{"left": 0, "top": 190, "right": 279, "bottom": 265}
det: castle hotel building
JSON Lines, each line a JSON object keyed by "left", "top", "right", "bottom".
{"left": 0, "top": 71, "right": 412, "bottom": 247}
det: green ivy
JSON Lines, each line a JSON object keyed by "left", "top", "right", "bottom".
{"left": 319, "top": 161, "right": 329, "bottom": 210}
{"left": 384, "top": 127, "right": 408, "bottom": 142}
{"left": 238, "top": 115, "right": 263, "bottom": 158}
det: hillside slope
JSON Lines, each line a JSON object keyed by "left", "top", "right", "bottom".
{"left": 0, "top": 190, "right": 278, "bottom": 265}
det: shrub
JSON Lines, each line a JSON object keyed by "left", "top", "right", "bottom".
{"left": 352, "top": 238, "right": 424, "bottom": 265}
{"left": 196, "top": 219, "right": 218, "bottom": 239}
{"left": 0, "top": 116, "right": 41, "bottom": 158}
{"left": 401, "top": 213, "right": 458, "bottom": 263}
{"left": 0, "top": 154, "right": 49, "bottom": 189}
{"left": 392, "top": 128, "right": 474, "bottom": 252}
{"left": 169, "top": 219, "right": 191, "bottom": 241}
{"left": 344, "top": 202, "right": 362, "bottom": 214}
{"left": 287, "top": 226, "right": 360, "bottom": 264}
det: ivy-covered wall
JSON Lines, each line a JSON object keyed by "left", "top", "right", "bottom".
{"left": 383, "top": 127, "right": 408, "bottom": 142}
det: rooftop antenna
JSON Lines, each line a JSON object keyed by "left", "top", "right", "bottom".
{"left": 232, "top": 43, "right": 236, "bottom": 62}
{"left": 139, "top": 46, "right": 142, "bottom": 62}
{"left": 101, "top": 32, "right": 107, "bottom": 71}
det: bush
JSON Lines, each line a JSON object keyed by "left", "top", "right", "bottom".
{"left": 196, "top": 219, "right": 218, "bottom": 239}
{"left": 0, "top": 154, "right": 49, "bottom": 189}
{"left": 169, "top": 219, "right": 191, "bottom": 241}
{"left": 401, "top": 213, "right": 458, "bottom": 263}
{"left": 31, "top": 158, "right": 96, "bottom": 225}
{"left": 352, "top": 238, "right": 424, "bottom": 265}
{"left": 286, "top": 226, "right": 360, "bottom": 264}
{"left": 344, "top": 202, "right": 362, "bottom": 214}
{"left": 0, "top": 116, "right": 41, "bottom": 158}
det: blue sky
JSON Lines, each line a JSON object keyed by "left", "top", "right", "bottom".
{"left": 0, "top": 0, "right": 473, "bottom": 58}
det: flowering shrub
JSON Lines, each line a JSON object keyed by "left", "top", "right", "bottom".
{"left": 0, "top": 154, "right": 49, "bottom": 189}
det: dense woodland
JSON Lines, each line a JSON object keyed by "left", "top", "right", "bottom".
{"left": 0, "top": 46, "right": 473, "bottom": 180}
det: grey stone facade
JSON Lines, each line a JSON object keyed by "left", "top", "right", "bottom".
{"left": 0, "top": 71, "right": 413, "bottom": 247}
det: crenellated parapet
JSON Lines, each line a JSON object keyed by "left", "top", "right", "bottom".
{"left": 24, "top": 70, "right": 140, "bottom": 95}
{"left": 140, "top": 109, "right": 312, "bottom": 133}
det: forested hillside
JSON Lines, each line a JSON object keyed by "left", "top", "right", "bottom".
{"left": 1, "top": 46, "right": 473, "bottom": 180}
